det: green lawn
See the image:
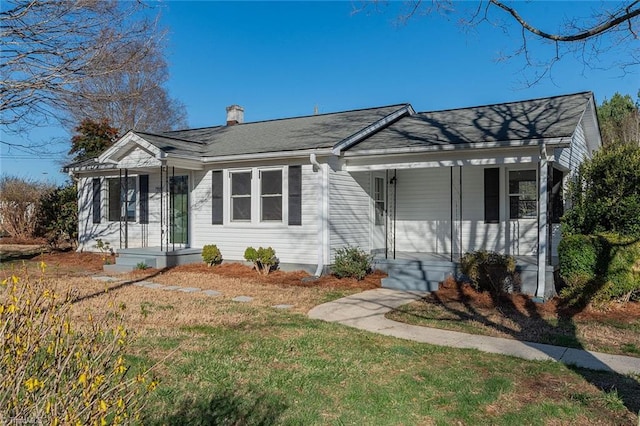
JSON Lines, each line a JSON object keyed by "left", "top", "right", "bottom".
{"left": 131, "top": 303, "right": 639, "bottom": 425}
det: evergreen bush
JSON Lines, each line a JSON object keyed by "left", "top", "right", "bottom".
{"left": 244, "top": 246, "right": 278, "bottom": 275}
{"left": 460, "top": 250, "right": 517, "bottom": 296}
{"left": 332, "top": 246, "right": 372, "bottom": 280}
{"left": 202, "top": 244, "right": 223, "bottom": 267}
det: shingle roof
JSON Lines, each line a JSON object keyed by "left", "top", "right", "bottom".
{"left": 347, "top": 92, "right": 592, "bottom": 153}
{"left": 159, "top": 104, "right": 409, "bottom": 157}
{"left": 67, "top": 92, "right": 595, "bottom": 172}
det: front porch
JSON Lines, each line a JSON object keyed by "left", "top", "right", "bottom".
{"left": 373, "top": 252, "right": 556, "bottom": 298}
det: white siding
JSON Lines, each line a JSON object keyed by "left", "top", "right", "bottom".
{"left": 328, "top": 170, "right": 371, "bottom": 259}
{"left": 189, "top": 164, "right": 319, "bottom": 266}
{"left": 556, "top": 121, "right": 589, "bottom": 173}
{"left": 385, "top": 165, "right": 539, "bottom": 256}
{"left": 394, "top": 168, "right": 452, "bottom": 253}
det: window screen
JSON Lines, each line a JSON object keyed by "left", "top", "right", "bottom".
{"left": 231, "top": 171, "right": 251, "bottom": 221}
{"left": 509, "top": 170, "right": 537, "bottom": 219}
{"left": 261, "top": 170, "right": 282, "bottom": 221}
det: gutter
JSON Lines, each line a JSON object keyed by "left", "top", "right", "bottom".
{"left": 201, "top": 148, "right": 334, "bottom": 164}
{"left": 342, "top": 137, "right": 571, "bottom": 157}
{"left": 309, "top": 153, "right": 325, "bottom": 277}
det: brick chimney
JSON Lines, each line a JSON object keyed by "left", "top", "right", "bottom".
{"left": 226, "top": 105, "right": 244, "bottom": 126}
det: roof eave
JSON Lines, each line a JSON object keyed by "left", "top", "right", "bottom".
{"left": 342, "top": 137, "right": 571, "bottom": 157}
{"left": 201, "top": 148, "right": 335, "bottom": 164}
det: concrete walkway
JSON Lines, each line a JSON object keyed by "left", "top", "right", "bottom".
{"left": 308, "top": 288, "right": 640, "bottom": 376}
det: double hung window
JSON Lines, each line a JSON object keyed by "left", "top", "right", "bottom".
{"left": 260, "top": 170, "right": 283, "bottom": 221}
{"left": 230, "top": 171, "right": 251, "bottom": 221}
{"left": 108, "top": 177, "right": 136, "bottom": 222}
{"left": 509, "top": 170, "right": 537, "bottom": 219}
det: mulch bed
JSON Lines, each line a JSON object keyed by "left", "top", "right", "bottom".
{"left": 433, "top": 276, "right": 640, "bottom": 323}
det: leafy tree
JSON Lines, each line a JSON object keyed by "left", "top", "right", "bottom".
{"left": 597, "top": 92, "right": 640, "bottom": 146}
{"left": 563, "top": 143, "right": 640, "bottom": 238}
{"left": 35, "top": 182, "right": 78, "bottom": 248}
{"left": 69, "top": 118, "right": 119, "bottom": 161}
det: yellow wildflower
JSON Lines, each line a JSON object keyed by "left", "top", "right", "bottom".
{"left": 25, "top": 377, "right": 43, "bottom": 392}
{"left": 98, "top": 399, "right": 108, "bottom": 412}
{"left": 78, "top": 372, "right": 87, "bottom": 386}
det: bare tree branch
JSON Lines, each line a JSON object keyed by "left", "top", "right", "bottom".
{"left": 1, "top": 0, "right": 163, "bottom": 133}
{"left": 488, "top": 0, "right": 640, "bottom": 42}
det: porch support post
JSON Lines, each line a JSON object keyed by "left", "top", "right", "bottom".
{"left": 124, "top": 168, "right": 129, "bottom": 249}
{"left": 537, "top": 144, "right": 549, "bottom": 299}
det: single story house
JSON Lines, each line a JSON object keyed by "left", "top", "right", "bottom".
{"left": 64, "top": 92, "right": 602, "bottom": 299}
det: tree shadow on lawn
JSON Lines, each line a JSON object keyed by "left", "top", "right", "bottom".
{"left": 147, "top": 389, "right": 287, "bottom": 426}
{"left": 404, "top": 279, "right": 640, "bottom": 415}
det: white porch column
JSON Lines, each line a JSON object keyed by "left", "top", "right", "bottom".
{"left": 537, "top": 145, "right": 549, "bottom": 299}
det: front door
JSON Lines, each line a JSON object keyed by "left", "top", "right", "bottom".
{"left": 372, "top": 174, "right": 386, "bottom": 253}
{"left": 170, "top": 175, "right": 189, "bottom": 245}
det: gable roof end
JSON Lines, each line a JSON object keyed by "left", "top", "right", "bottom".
{"left": 332, "top": 104, "right": 415, "bottom": 155}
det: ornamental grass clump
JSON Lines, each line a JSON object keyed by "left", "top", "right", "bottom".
{"left": 0, "top": 263, "right": 156, "bottom": 425}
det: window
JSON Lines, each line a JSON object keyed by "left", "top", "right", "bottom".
{"left": 211, "top": 171, "right": 223, "bottom": 225}
{"left": 92, "top": 178, "right": 101, "bottom": 224}
{"left": 260, "top": 170, "right": 282, "bottom": 221}
{"left": 288, "top": 166, "right": 302, "bottom": 226}
{"left": 509, "top": 170, "right": 537, "bottom": 219}
{"left": 230, "top": 171, "right": 251, "bottom": 221}
{"left": 484, "top": 168, "right": 500, "bottom": 223}
{"left": 373, "top": 177, "right": 385, "bottom": 226}
{"left": 108, "top": 177, "right": 136, "bottom": 222}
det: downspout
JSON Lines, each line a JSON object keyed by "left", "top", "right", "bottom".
{"left": 310, "top": 153, "right": 325, "bottom": 277}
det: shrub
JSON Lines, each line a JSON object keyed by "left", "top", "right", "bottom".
{"left": 460, "top": 250, "right": 517, "bottom": 296}
{"left": 332, "top": 246, "right": 372, "bottom": 280}
{"left": 559, "top": 233, "right": 640, "bottom": 306}
{"left": 563, "top": 143, "right": 640, "bottom": 238}
{"left": 202, "top": 244, "right": 223, "bottom": 267}
{"left": 0, "top": 264, "right": 156, "bottom": 424}
{"left": 35, "top": 182, "right": 78, "bottom": 248}
{"left": 244, "top": 246, "right": 278, "bottom": 275}
{"left": 136, "top": 262, "right": 149, "bottom": 270}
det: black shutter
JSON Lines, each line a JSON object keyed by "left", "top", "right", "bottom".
{"left": 139, "top": 175, "right": 149, "bottom": 224}
{"left": 550, "top": 167, "right": 564, "bottom": 223}
{"left": 212, "top": 171, "right": 223, "bottom": 225}
{"left": 484, "top": 168, "right": 500, "bottom": 223}
{"left": 92, "top": 178, "right": 101, "bottom": 224}
{"left": 288, "top": 166, "right": 302, "bottom": 226}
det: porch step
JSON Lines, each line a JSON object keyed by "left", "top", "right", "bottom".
{"left": 376, "top": 258, "right": 456, "bottom": 293}
{"left": 103, "top": 263, "right": 136, "bottom": 274}
{"left": 381, "top": 276, "right": 441, "bottom": 292}
{"left": 114, "top": 256, "right": 157, "bottom": 268}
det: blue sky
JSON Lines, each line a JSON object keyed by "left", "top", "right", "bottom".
{"left": 1, "top": 1, "right": 638, "bottom": 184}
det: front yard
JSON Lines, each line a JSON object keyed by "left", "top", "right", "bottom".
{"left": 2, "top": 250, "right": 639, "bottom": 424}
